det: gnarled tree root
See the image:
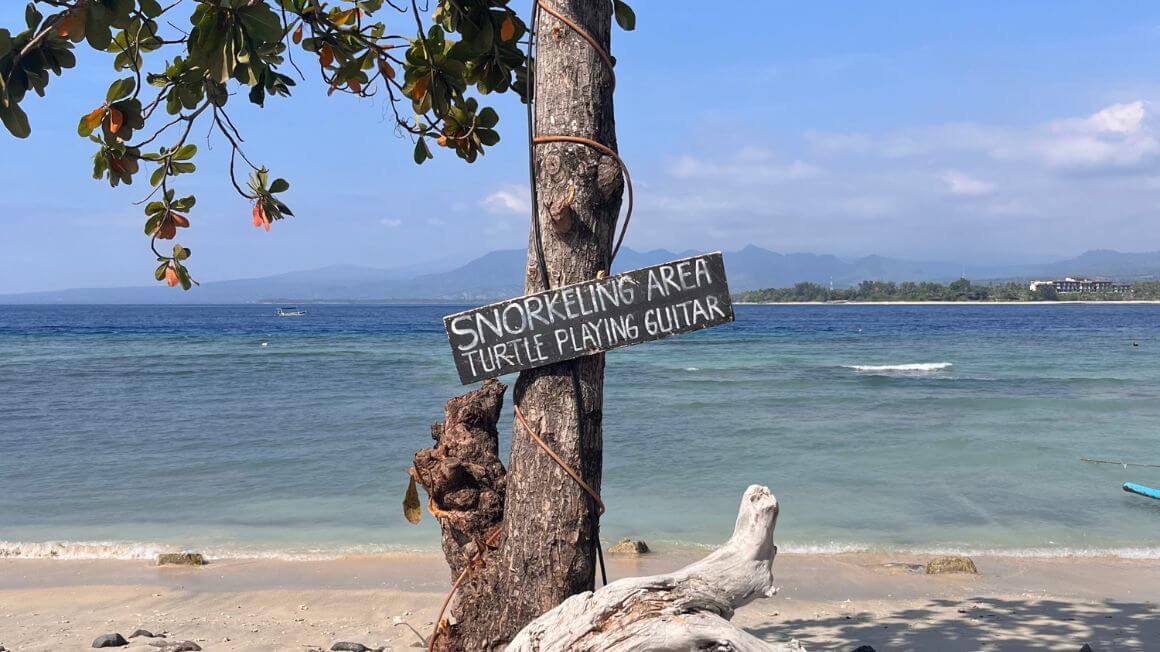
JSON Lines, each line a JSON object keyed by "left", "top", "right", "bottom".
{"left": 506, "top": 485, "right": 804, "bottom": 652}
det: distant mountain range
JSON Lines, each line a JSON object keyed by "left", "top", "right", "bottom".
{"left": 4, "top": 247, "right": 1160, "bottom": 304}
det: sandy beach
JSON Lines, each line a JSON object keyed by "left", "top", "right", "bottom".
{"left": 1, "top": 552, "right": 1157, "bottom": 651}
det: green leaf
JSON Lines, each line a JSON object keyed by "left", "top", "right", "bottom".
{"left": 477, "top": 107, "right": 498, "bottom": 129}
{"left": 106, "top": 77, "right": 135, "bottom": 103}
{"left": 176, "top": 265, "right": 192, "bottom": 290}
{"left": 413, "top": 137, "right": 432, "bottom": 164}
{"left": 84, "top": 8, "right": 113, "bottom": 50}
{"left": 25, "top": 3, "right": 42, "bottom": 30}
{"left": 173, "top": 144, "right": 197, "bottom": 160}
{"left": 154, "top": 262, "right": 169, "bottom": 281}
{"left": 613, "top": 0, "right": 636, "bottom": 31}
{"left": 268, "top": 178, "right": 289, "bottom": 194}
{"left": 149, "top": 166, "right": 165, "bottom": 186}
{"left": 139, "top": 0, "right": 163, "bottom": 18}
{"left": 0, "top": 101, "right": 31, "bottom": 139}
{"left": 478, "top": 129, "right": 499, "bottom": 147}
{"left": 143, "top": 212, "right": 163, "bottom": 236}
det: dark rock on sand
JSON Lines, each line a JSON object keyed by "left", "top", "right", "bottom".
{"left": 608, "top": 538, "right": 650, "bottom": 554}
{"left": 92, "top": 633, "right": 129, "bottom": 648}
{"left": 147, "top": 641, "right": 200, "bottom": 651}
{"left": 334, "top": 640, "right": 392, "bottom": 649}
{"left": 129, "top": 629, "right": 161, "bottom": 639}
{"left": 851, "top": 646, "right": 877, "bottom": 652}
{"left": 925, "top": 556, "right": 978, "bottom": 574}
{"left": 156, "top": 552, "right": 206, "bottom": 566}
{"left": 331, "top": 643, "right": 385, "bottom": 652}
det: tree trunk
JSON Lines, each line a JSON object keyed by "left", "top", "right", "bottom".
{"left": 494, "top": 0, "right": 622, "bottom": 639}
{"left": 414, "top": 2, "right": 623, "bottom": 650}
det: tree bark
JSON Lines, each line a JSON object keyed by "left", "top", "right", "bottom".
{"left": 506, "top": 486, "right": 805, "bottom": 652}
{"left": 414, "top": 2, "right": 623, "bottom": 650}
{"left": 492, "top": 0, "right": 622, "bottom": 641}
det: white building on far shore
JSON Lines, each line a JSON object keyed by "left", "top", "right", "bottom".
{"left": 1028, "top": 278, "right": 1132, "bottom": 294}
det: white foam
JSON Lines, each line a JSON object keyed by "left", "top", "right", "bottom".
{"left": 4, "top": 539, "right": 1160, "bottom": 561}
{"left": 846, "top": 362, "right": 953, "bottom": 373}
{"left": 639, "top": 538, "right": 1160, "bottom": 559}
{"left": 0, "top": 541, "right": 166, "bottom": 560}
{"left": 0, "top": 540, "right": 434, "bottom": 561}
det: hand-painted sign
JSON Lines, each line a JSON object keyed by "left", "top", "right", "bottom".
{"left": 444, "top": 252, "right": 734, "bottom": 384}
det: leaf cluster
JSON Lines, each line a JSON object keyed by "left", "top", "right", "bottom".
{"left": 2, "top": 0, "right": 635, "bottom": 288}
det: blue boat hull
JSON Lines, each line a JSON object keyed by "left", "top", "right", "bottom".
{"left": 1123, "top": 482, "right": 1160, "bottom": 501}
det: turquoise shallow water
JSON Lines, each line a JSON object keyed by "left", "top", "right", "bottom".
{"left": 1, "top": 304, "right": 1158, "bottom": 559}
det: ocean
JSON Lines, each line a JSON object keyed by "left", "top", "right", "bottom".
{"left": 2, "top": 304, "right": 1158, "bottom": 560}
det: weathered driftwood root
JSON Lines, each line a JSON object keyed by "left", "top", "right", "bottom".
{"left": 506, "top": 485, "right": 804, "bottom": 652}
{"left": 411, "top": 379, "right": 508, "bottom": 578}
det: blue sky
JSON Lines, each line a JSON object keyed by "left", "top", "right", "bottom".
{"left": 3, "top": 2, "right": 1160, "bottom": 292}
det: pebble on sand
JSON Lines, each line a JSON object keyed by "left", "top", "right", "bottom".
{"left": 129, "top": 629, "right": 161, "bottom": 639}
{"left": 924, "top": 556, "right": 978, "bottom": 574}
{"left": 92, "top": 633, "right": 129, "bottom": 648}
{"left": 608, "top": 538, "right": 650, "bottom": 554}
{"left": 157, "top": 552, "right": 207, "bottom": 566}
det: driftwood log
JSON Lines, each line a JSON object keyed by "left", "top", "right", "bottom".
{"left": 506, "top": 485, "right": 804, "bottom": 652}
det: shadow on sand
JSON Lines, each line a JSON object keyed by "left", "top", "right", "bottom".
{"left": 751, "top": 596, "right": 1158, "bottom": 651}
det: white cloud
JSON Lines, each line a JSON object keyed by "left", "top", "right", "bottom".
{"left": 480, "top": 185, "right": 531, "bottom": 216}
{"left": 668, "top": 152, "right": 822, "bottom": 182}
{"left": 380, "top": 218, "right": 402, "bottom": 228}
{"left": 613, "top": 99, "right": 1160, "bottom": 259}
{"left": 942, "top": 171, "right": 994, "bottom": 196}
{"left": 809, "top": 100, "right": 1160, "bottom": 173}
{"left": 1085, "top": 101, "right": 1146, "bottom": 134}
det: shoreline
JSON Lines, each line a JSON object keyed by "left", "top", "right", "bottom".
{"left": 6, "top": 539, "right": 1160, "bottom": 562}
{"left": 1, "top": 552, "right": 1157, "bottom": 650}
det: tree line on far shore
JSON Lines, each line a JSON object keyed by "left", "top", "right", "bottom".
{"left": 737, "top": 279, "right": 1160, "bottom": 303}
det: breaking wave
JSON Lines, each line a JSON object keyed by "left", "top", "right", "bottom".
{"left": 5, "top": 539, "right": 1160, "bottom": 561}
{"left": 846, "top": 362, "right": 953, "bottom": 373}
{"left": 655, "top": 539, "right": 1160, "bottom": 559}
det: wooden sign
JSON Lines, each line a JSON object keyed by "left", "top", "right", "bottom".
{"left": 444, "top": 252, "right": 734, "bottom": 384}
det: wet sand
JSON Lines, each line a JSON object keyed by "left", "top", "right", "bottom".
{"left": 1, "top": 552, "right": 1157, "bottom": 651}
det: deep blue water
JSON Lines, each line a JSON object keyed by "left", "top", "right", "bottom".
{"left": 1, "top": 303, "right": 1159, "bottom": 559}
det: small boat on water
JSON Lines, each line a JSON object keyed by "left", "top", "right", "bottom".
{"left": 1123, "top": 482, "right": 1160, "bottom": 501}
{"left": 274, "top": 307, "right": 306, "bottom": 317}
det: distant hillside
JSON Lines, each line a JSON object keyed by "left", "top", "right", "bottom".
{"left": 3, "top": 247, "right": 1160, "bottom": 304}
{"left": 1024, "top": 250, "right": 1160, "bottom": 280}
